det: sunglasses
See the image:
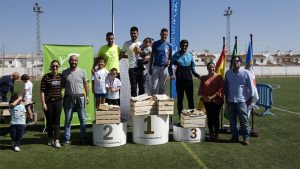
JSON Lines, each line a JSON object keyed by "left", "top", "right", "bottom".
{"left": 234, "top": 60, "right": 240, "bottom": 63}
{"left": 51, "top": 65, "right": 59, "bottom": 68}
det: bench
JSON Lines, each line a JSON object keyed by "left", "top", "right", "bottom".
{"left": 255, "top": 84, "right": 274, "bottom": 115}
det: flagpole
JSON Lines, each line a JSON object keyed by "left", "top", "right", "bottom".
{"left": 111, "top": 0, "right": 114, "bottom": 34}
{"left": 220, "top": 37, "right": 225, "bottom": 132}
{"left": 250, "top": 33, "right": 259, "bottom": 137}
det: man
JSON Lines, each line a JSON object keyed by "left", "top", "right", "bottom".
{"left": 224, "top": 55, "right": 255, "bottom": 145}
{"left": 168, "top": 39, "right": 200, "bottom": 116}
{"left": 149, "top": 28, "right": 172, "bottom": 95}
{"left": 0, "top": 72, "right": 20, "bottom": 102}
{"left": 97, "top": 32, "right": 121, "bottom": 74}
{"left": 121, "top": 26, "right": 144, "bottom": 97}
{"left": 62, "top": 53, "right": 89, "bottom": 144}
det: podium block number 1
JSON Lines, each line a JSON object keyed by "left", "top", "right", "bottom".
{"left": 144, "top": 116, "right": 154, "bottom": 134}
{"left": 103, "top": 125, "right": 113, "bottom": 140}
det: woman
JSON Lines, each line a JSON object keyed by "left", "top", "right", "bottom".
{"left": 168, "top": 39, "right": 200, "bottom": 117}
{"left": 198, "top": 62, "right": 224, "bottom": 141}
{"left": 40, "top": 60, "right": 63, "bottom": 148}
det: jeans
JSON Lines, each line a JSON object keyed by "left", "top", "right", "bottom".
{"left": 129, "top": 68, "right": 145, "bottom": 97}
{"left": 63, "top": 95, "right": 86, "bottom": 141}
{"left": 45, "top": 99, "right": 62, "bottom": 140}
{"left": 227, "top": 102, "right": 250, "bottom": 140}
{"left": 151, "top": 66, "right": 168, "bottom": 95}
{"left": 10, "top": 124, "right": 25, "bottom": 146}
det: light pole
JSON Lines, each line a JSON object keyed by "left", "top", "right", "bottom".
{"left": 33, "top": 2, "right": 43, "bottom": 78}
{"left": 224, "top": 7, "right": 232, "bottom": 61}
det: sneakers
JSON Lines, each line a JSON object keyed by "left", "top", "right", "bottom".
{"left": 14, "top": 146, "right": 20, "bottom": 152}
{"left": 48, "top": 139, "right": 54, "bottom": 146}
{"left": 242, "top": 139, "right": 250, "bottom": 146}
{"left": 63, "top": 140, "right": 70, "bottom": 145}
{"left": 53, "top": 140, "right": 61, "bottom": 148}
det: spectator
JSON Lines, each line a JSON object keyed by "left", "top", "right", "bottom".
{"left": 62, "top": 53, "right": 90, "bottom": 145}
{"left": 40, "top": 60, "right": 63, "bottom": 148}
{"left": 0, "top": 72, "right": 20, "bottom": 102}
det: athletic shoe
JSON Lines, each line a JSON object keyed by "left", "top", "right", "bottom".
{"left": 14, "top": 146, "right": 20, "bottom": 152}
{"left": 54, "top": 140, "right": 61, "bottom": 148}
{"left": 63, "top": 140, "right": 70, "bottom": 145}
{"left": 48, "top": 139, "right": 54, "bottom": 146}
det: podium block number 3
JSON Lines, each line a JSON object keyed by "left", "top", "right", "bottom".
{"left": 144, "top": 116, "right": 154, "bottom": 134}
{"left": 103, "top": 125, "right": 113, "bottom": 140}
{"left": 190, "top": 128, "right": 197, "bottom": 139}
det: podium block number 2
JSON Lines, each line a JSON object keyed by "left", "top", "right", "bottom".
{"left": 144, "top": 116, "right": 154, "bottom": 134}
{"left": 103, "top": 125, "right": 113, "bottom": 140}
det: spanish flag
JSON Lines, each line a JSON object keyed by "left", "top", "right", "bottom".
{"left": 215, "top": 37, "right": 226, "bottom": 79}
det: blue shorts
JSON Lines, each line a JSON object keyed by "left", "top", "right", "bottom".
{"left": 95, "top": 93, "right": 106, "bottom": 98}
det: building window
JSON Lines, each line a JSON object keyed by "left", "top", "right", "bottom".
{"left": 9, "top": 61, "right": 12, "bottom": 64}
{"left": 195, "top": 59, "right": 199, "bottom": 62}
{"left": 260, "top": 58, "right": 263, "bottom": 63}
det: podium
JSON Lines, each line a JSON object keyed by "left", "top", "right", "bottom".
{"left": 93, "top": 121, "right": 127, "bottom": 147}
{"left": 173, "top": 124, "right": 205, "bottom": 143}
{"left": 132, "top": 115, "right": 169, "bottom": 145}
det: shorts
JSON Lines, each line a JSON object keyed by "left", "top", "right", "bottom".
{"left": 95, "top": 93, "right": 106, "bottom": 98}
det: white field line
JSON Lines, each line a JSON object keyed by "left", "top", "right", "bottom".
{"left": 272, "top": 107, "right": 300, "bottom": 116}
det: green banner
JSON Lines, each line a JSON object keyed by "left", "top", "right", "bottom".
{"left": 43, "top": 44, "right": 95, "bottom": 126}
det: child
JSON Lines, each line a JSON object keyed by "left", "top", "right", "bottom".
{"left": 9, "top": 92, "right": 26, "bottom": 152}
{"left": 21, "top": 74, "right": 34, "bottom": 125}
{"left": 105, "top": 68, "right": 122, "bottom": 105}
{"left": 92, "top": 57, "right": 109, "bottom": 108}
{"left": 137, "top": 37, "right": 153, "bottom": 75}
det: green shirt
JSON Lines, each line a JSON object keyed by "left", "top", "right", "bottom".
{"left": 97, "top": 44, "right": 121, "bottom": 72}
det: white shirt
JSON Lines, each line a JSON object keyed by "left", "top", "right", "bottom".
{"left": 92, "top": 68, "right": 109, "bottom": 94}
{"left": 105, "top": 78, "right": 122, "bottom": 99}
{"left": 122, "top": 40, "right": 142, "bottom": 68}
{"left": 24, "top": 81, "right": 33, "bottom": 101}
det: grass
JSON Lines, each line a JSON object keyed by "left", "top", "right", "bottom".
{"left": 0, "top": 77, "right": 299, "bottom": 169}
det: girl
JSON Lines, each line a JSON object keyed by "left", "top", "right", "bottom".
{"left": 9, "top": 92, "right": 26, "bottom": 152}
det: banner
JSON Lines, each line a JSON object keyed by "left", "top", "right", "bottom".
{"left": 43, "top": 44, "right": 95, "bottom": 126}
{"left": 169, "top": 0, "right": 181, "bottom": 98}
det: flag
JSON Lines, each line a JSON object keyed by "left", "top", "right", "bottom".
{"left": 215, "top": 43, "right": 226, "bottom": 79}
{"left": 169, "top": 0, "right": 181, "bottom": 98}
{"left": 246, "top": 41, "right": 253, "bottom": 66}
{"left": 245, "top": 35, "right": 259, "bottom": 117}
{"left": 230, "top": 37, "right": 237, "bottom": 69}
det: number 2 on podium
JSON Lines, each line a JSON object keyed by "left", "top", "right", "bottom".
{"left": 144, "top": 116, "right": 154, "bottom": 134}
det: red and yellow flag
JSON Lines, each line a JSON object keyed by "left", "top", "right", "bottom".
{"left": 215, "top": 45, "right": 226, "bottom": 79}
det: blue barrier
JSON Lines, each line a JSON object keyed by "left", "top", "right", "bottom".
{"left": 256, "top": 84, "right": 274, "bottom": 115}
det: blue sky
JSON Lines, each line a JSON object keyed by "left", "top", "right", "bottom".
{"left": 1, "top": 0, "right": 300, "bottom": 55}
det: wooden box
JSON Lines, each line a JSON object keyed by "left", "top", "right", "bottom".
{"left": 180, "top": 109, "right": 206, "bottom": 128}
{"left": 157, "top": 99, "right": 174, "bottom": 115}
{"left": 95, "top": 110, "right": 120, "bottom": 124}
{"left": 130, "top": 99, "right": 156, "bottom": 116}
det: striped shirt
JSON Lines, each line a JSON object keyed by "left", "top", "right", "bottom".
{"left": 40, "top": 73, "right": 63, "bottom": 101}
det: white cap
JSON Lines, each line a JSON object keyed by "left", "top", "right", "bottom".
{"left": 68, "top": 53, "right": 80, "bottom": 58}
